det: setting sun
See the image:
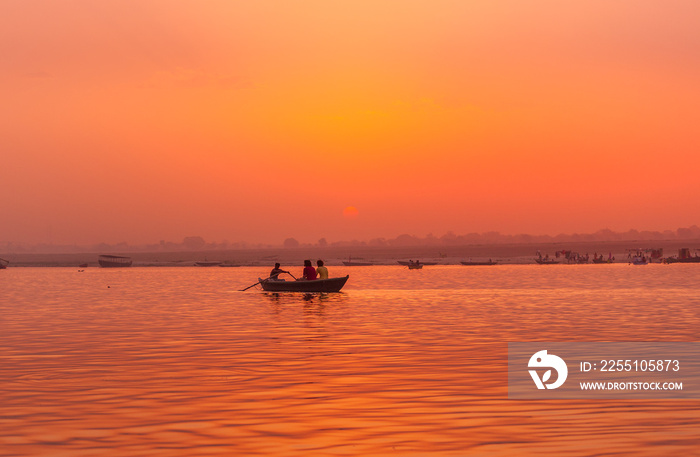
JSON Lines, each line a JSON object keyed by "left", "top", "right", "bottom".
{"left": 343, "top": 206, "right": 359, "bottom": 219}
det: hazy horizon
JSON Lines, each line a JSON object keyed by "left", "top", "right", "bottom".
{"left": 3, "top": 225, "right": 700, "bottom": 254}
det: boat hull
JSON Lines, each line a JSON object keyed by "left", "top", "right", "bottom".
{"left": 259, "top": 276, "right": 349, "bottom": 292}
{"left": 535, "top": 259, "right": 559, "bottom": 264}
{"left": 398, "top": 261, "right": 437, "bottom": 266}
{"left": 665, "top": 257, "right": 700, "bottom": 263}
{"left": 98, "top": 255, "right": 132, "bottom": 268}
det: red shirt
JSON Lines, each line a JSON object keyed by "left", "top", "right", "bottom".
{"left": 303, "top": 266, "right": 317, "bottom": 280}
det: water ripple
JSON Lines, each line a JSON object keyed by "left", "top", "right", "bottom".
{"left": 1, "top": 266, "right": 698, "bottom": 455}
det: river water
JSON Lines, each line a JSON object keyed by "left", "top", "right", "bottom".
{"left": 1, "top": 265, "right": 699, "bottom": 456}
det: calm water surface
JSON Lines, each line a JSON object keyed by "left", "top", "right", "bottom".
{"left": 1, "top": 265, "right": 699, "bottom": 456}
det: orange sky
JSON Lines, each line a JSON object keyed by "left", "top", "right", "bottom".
{"left": 2, "top": 1, "right": 699, "bottom": 246}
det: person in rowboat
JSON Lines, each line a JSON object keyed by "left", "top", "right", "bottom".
{"left": 269, "top": 263, "right": 289, "bottom": 281}
{"left": 316, "top": 259, "right": 328, "bottom": 280}
{"left": 301, "top": 259, "right": 317, "bottom": 280}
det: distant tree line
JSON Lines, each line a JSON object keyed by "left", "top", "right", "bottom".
{"left": 4, "top": 226, "right": 699, "bottom": 254}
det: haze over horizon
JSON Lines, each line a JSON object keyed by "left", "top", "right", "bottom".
{"left": 4, "top": 226, "right": 700, "bottom": 255}
{"left": 2, "top": 1, "right": 699, "bottom": 247}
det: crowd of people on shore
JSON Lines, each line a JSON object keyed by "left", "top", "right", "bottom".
{"left": 269, "top": 260, "right": 328, "bottom": 281}
{"left": 537, "top": 250, "right": 615, "bottom": 264}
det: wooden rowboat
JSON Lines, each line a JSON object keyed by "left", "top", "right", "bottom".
{"left": 195, "top": 261, "right": 222, "bottom": 267}
{"left": 342, "top": 257, "right": 374, "bottom": 266}
{"left": 665, "top": 257, "right": 700, "bottom": 264}
{"left": 98, "top": 255, "right": 132, "bottom": 268}
{"left": 535, "top": 258, "right": 559, "bottom": 265}
{"left": 259, "top": 275, "right": 349, "bottom": 292}
{"left": 664, "top": 248, "right": 700, "bottom": 263}
{"left": 592, "top": 258, "right": 614, "bottom": 264}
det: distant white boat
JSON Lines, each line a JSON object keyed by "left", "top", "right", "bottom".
{"left": 630, "top": 256, "right": 648, "bottom": 265}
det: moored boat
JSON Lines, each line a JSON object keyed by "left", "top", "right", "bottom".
{"left": 592, "top": 258, "right": 614, "bottom": 264}
{"left": 0, "top": 257, "right": 9, "bottom": 269}
{"left": 664, "top": 248, "right": 700, "bottom": 264}
{"left": 259, "top": 275, "right": 349, "bottom": 292}
{"left": 398, "top": 260, "right": 438, "bottom": 266}
{"left": 342, "top": 256, "right": 374, "bottom": 266}
{"left": 98, "top": 255, "right": 132, "bottom": 268}
{"left": 535, "top": 258, "right": 559, "bottom": 265}
{"left": 461, "top": 260, "right": 497, "bottom": 266}
{"left": 627, "top": 249, "right": 649, "bottom": 265}
{"left": 665, "top": 257, "right": 700, "bottom": 264}
{"left": 195, "top": 261, "right": 222, "bottom": 267}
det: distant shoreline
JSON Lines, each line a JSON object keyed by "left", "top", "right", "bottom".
{"left": 2, "top": 239, "right": 698, "bottom": 268}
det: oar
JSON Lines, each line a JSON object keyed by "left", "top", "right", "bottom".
{"left": 240, "top": 271, "right": 297, "bottom": 291}
{"left": 240, "top": 276, "right": 272, "bottom": 291}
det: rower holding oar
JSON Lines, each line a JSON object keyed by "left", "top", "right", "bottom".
{"left": 240, "top": 264, "right": 296, "bottom": 291}
{"left": 270, "top": 263, "right": 289, "bottom": 281}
